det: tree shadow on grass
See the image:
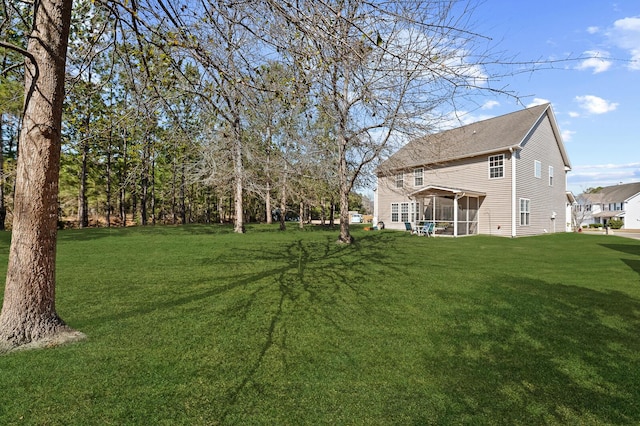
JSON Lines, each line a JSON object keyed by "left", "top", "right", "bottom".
{"left": 419, "top": 276, "right": 640, "bottom": 425}
{"left": 77, "top": 230, "right": 401, "bottom": 420}
{"left": 212, "top": 232, "right": 402, "bottom": 420}
{"left": 601, "top": 242, "right": 640, "bottom": 277}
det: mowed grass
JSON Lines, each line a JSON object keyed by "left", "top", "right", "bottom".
{"left": 0, "top": 224, "right": 639, "bottom": 425}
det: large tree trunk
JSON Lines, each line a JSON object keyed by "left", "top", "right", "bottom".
{"left": 0, "top": 113, "right": 6, "bottom": 231}
{"left": 0, "top": 0, "right": 84, "bottom": 351}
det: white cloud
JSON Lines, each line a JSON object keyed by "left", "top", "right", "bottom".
{"left": 587, "top": 26, "right": 600, "bottom": 34}
{"left": 568, "top": 111, "right": 580, "bottom": 118}
{"left": 481, "top": 100, "right": 499, "bottom": 110}
{"left": 526, "top": 98, "right": 550, "bottom": 108}
{"left": 608, "top": 16, "right": 640, "bottom": 70}
{"left": 576, "top": 50, "right": 612, "bottom": 73}
{"left": 568, "top": 163, "right": 640, "bottom": 193}
{"left": 561, "top": 129, "right": 576, "bottom": 142}
{"left": 574, "top": 95, "right": 618, "bottom": 114}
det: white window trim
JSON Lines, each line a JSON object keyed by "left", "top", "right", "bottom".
{"left": 414, "top": 168, "right": 424, "bottom": 187}
{"left": 391, "top": 203, "right": 399, "bottom": 222}
{"left": 519, "top": 198, "right": 530, "bottom": 226}
{"left": 395, "top": 173, "right": 404, "bottom": 188}
{"left": 489, "top": 154, "right": 504, "bottom": 179}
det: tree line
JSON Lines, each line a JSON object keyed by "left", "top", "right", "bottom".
{"left": 0, "top": 0, "right": 525, "bottom": 350}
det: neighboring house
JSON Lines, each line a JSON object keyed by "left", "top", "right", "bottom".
{"left": 374, "top": 103, "right": 572, "bottom": 237}
{"left": 575, "top": 182, "right": 640, "bottom": 229}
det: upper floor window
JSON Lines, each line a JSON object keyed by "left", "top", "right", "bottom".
{"left": 489, "top": 154, "right": 504, "bottom": 179}
{"left": 548, "top": 166, "right": 554, "bottom": 186}
{"left": 534, "top": 160, "right": 541, "bottom": 179}
{"left": 395, "top": 173, "right": 404, "bottom": 188}
{"left": 414, "top": 168, "right": 424, "bottom": 187}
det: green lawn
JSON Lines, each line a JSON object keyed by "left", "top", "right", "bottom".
{"left": 0, "top": 225, "right": 639, "bottom": 425}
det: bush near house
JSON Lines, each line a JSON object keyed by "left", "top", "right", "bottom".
{"left": 609, "top": 219, "right": 624, "bottom": 229}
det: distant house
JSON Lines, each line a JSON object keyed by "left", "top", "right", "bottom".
{"left": 575, "top": 182, "right": 640, "bottom": 229}
{"left": 374, "top": 103, "right": 573, "bottom": 237}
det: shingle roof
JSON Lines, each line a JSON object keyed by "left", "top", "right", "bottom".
{"left": 583, "top": 182, "right": 640, "bottom": 203}
{"left": 378, "top": 103, "right": 570, "bottom": 173}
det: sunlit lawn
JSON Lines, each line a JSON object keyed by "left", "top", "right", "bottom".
{"left": 0, "top": 224, "right": 639, "bottom": 424}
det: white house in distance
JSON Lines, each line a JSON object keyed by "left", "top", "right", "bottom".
{"left": 575, "top": 182, "right": 640, "bottom": 230}
{"left": 374, "top": 103, "right": 573, "bottom": 237}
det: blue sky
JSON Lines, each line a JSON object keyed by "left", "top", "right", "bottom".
{"left": 462, "top": 0, "right": 640, "bottom": 194}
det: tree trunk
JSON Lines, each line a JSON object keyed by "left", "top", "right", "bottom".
{"left": 105, "top": 142, "right": 111, "bottom": 227}
{"left": 338, "top": 136, "right": 352, "bottom": 243}
{"left": 265, "top": 181, "right": 272, "bottom": 224}
{"left": 299, "top": 200, "right": 304, "bottom": 229}
{"left": 279, "top": 165, "right": 287, "bottom": 231}
{"left": 180, "top": 162, "right": 186, "bottom": 224}
{"left": 232, "top": 120, "right": 244, "bottom": 233}
{"left": 0, "top": 113, "right": 6, "bottom": 231}
{"left": 119, "top": 135, "right": 128, "bottom": 227}
{"left": 78, "top": 139, "right": 89, "bottom": 227}
{"left": 0, "top": 0, "right": 84, "bottom": 351}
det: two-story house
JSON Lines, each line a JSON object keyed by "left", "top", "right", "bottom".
{"left": 374, "top": 103, "right": 572, "bottom": 237}
{"left": 575, "top": 182, "right": 640, "bottom": 229}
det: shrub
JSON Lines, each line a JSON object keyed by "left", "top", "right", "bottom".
{"left": 609, "top": 219, "right": 624, "bottom": 229}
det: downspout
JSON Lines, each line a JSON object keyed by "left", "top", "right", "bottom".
{"left": 510, "top": 147, "right": 517, "bottom": 237}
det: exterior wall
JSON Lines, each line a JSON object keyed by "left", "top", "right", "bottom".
{"left": 515, "top": 115, "right": 568, "bottom": 236}
{"left": 625, "top": 194, "right": 640, "bottom": 229}
{"left": 376, "top": 151, "right": 515, "bottom": 236}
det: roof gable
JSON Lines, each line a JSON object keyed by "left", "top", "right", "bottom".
{"left": 378, "top": 103, "right": 571, "bottom": 173}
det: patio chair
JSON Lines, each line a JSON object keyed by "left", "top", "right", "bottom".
{"left": 404, "top": 222, "right": 413, "bottom": 233}
{"left": 418, "top": 222, "right": 434, "bottom": 237}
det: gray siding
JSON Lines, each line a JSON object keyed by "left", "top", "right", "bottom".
{"left": 375, "top": 107, "right": 570, "bottom": 237}
{"left": 377, "top": 152, "right": 515, "bottom": 235}
{"left": 515, "top": 115, "right": 568, "bottom": 236}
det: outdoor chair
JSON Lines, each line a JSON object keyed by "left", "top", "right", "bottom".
{"left": 417, "top": 222, "right": 434, "bottom": 237}
{"left": 404, "top": 222, "right": 413, "bottom": 233}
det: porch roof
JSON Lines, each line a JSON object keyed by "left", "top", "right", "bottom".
{"left": 592, "top": 211, "right": 624, "bottom": 219}
{"left": 409, "top": 184, "right": 486, "bottom": 199}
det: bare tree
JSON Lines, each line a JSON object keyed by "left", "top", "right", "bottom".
{"left": 263, "top": 0, "right": 517, "bottom": 243}
{"left": 0, "top": 0, "right": 85, "bottom": 351}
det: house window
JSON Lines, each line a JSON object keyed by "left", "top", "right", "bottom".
{"left": 411, "top": 202, "right": 420, "bottom": 222}
{"left": 519, "top": 198, "right": 530, "bottom": 226}
{"left": 549, "top": 166, "right": 554, "bottom": 186}
{"left": 489, "top": 154, "right": 504, "bottom": 178}
{"left": 395, "top": 173, "right": 404, "bottom": 188}
{"left": 391, "top": 203, "right": 399, "bottom": 222}
{"left": 534, "top": 160, "right": 541, "bottom": 179}
{"left": 414, "top": 168, "right": 424, "bottom": 186}
{"left": 400, "top": 203, "right": 409, "bottom": 222}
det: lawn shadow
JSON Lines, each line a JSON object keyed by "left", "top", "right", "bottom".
{"left": 600, "top": 242, "right": 640, "bottom": 277}
{"left": 422, "top": 276, "right": 640, "bottom": 424}
{"left": 215, "top": 232, "right": 403, "bottom": 420}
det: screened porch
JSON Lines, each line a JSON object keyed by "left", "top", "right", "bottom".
{"left": 408, "top": 185, "right": 485, "bottom": 237}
